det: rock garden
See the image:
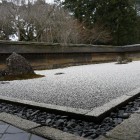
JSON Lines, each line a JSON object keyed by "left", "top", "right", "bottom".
{"left": 0, "top": 53, "right": 140, "bottom": 139}
{"left": 0, "top": 95, "right": 139, "bottom": 139}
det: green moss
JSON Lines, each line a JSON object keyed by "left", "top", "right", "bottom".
{"left": 0, "top": 74, "right": 44, "bottom": 81}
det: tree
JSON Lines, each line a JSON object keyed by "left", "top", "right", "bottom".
{"left": 63, "top": 0, "right": 112, "bottom": 44}
{"left": 94, "top": 0, "right": 137, "bottom": 45}
{"left": 0, "top": 1, "right": 15, "bottom": 40}
{"left": 0, "top": 0, "right": 81, "bottom": 44}
{"left": 79, "top": 23, "right": 112, "bottom": 44}
{"left": 63, "top": 0, "right": 96, "bottom": 27}
{"left": 63, "top": 0, "right": 139, "bottom": 45}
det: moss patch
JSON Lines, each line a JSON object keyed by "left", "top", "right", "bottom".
{"left": 0, "top": 74, "right": 44, "bottom": 81}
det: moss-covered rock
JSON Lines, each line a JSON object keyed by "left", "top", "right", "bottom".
{"left": 0, "top": 52, "right": 44, "bottom": 81}
{"left": 6, "top": 52, "right": 34, "bottom": 75}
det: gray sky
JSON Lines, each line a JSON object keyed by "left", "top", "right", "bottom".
{"left": 46, "top": 0, "right": 64, "bottom": 3}
{"left": 46, "top": 0, "right": 64, "bottom": 4}
{"left": 0, "top": 0, "right": 63, "bottom": 4}
{"left": 46, "top": 0, "right": 54, "bottom": 3}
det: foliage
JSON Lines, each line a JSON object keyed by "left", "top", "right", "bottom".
{"left": 0, "top": 0, "right": 81, "bottom": 44}
{"left": 63, "top": 0, "right": 96, "bottom": 27}
{"left": 0, "top": 1, "right": 15, "bottom": 40}
{"left": 63, "top": 0, "right": 140, "bottom": 45}
{"left": 1, "top": 0, "right": 140, "bottom": 45}
{"left": 95, "top": 0, "right": 137, "bottom": 45}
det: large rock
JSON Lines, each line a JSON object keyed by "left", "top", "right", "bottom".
{"left": 116, "top": 56, "right": 132, "bottom": 64}
{"left": 116, "top": 56, "right": 123, "bottom": 64}
{"left": 6, "top": 52, "right": 34, "bottom": 75}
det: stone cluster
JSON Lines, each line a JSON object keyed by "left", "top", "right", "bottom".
{"left": 0, "top": 52, "right": 34, "bottom": 77}
{"left": 0, "top": 96, "right": 139, "bottom": 139}
{"left": 116, "top": 56, "right": 132, "bottom": 64}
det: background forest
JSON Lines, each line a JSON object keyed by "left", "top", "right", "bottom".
{"left": 0, "top": 0, "right": 140, "bottom": 45}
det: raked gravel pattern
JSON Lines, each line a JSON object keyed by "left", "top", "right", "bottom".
{"left": 0, "top": 61, "right": 140, "bottom": 110}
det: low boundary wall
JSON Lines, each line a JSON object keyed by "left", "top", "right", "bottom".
{"left": 0, "top": 41, "right": 140, "bottom": 69}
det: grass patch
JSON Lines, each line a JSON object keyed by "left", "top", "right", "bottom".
{"left": 0, "top": 74, "right": 44, "bottom": 81}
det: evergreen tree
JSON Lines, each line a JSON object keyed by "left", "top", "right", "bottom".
{"left": 94, "top": 0, "right": 137, "bottom": 45}
{"left": 63, "top": 0, "right": 138, "bottom": 45}
{"left": 63, "top": 0, "right": 96, "bottom": 26}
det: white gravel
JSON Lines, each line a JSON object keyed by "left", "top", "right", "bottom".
{"left": 0, "top": 61, "right": 140, "bottom": 110}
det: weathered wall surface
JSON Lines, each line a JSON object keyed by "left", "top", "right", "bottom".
{"left": 0, "top": 41, "right": 140, "bottom": 69}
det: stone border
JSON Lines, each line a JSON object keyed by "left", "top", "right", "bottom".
{"left": 0, "top": 112, "right": 87, "bottom": 140}
{"left": 85, "top": 88, "right": 140, "bottom": 119}
{"left": 97, "top": 110, "right": 140, "bottom": 140}
{"left": 0, "top": 112, "right": 40, "bottom": 130}
{"left": 0, "top": 87, "right": 140, "bottom": 120}
{"left": 0, "top": 95, "right": 89, "bottom": 115}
